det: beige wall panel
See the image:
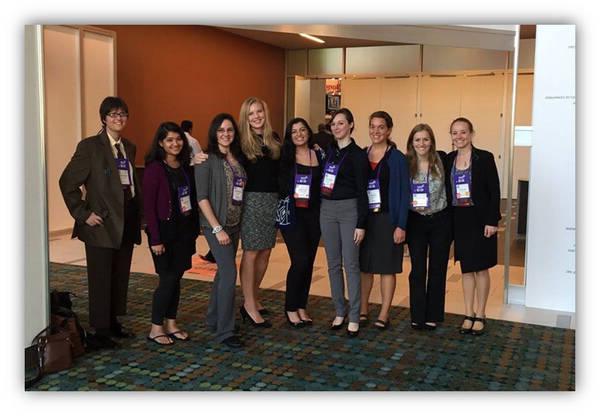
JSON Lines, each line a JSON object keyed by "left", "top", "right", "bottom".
{"left": 346, "top": 45, "right": 421, "bottom": 75}
{"left": 423, "top": 45, "right": 507, "bottom": 72}
{"left": 509, "top": 39, "right": 536, "bottom": 69}
{"left": 43, "top": 26, "right": 81, "bottom": 233}
{"left": 82, "top": 31, "right": 115, "bottom": 137}
{"left": 294, "top": 78, "right": 311, "bottom": 122}
{"left": 379, "top": 77, "right": 420, "bottom": 144}
{"left": 308, "top": 48, "right": 344, "bottom": 77}
{"left": 340, "top": 78, "right": 380, "bottom": 147}
{"left": 286, "top": 49, "right": 307, "bottom": 76}
{"left": 309, "top": 79, "right": 326, "bottom": 131}
{"left": 419, "top": 75, "right": 462, "bottom": 152}
{"left": 460, "top": 74, "right": 505, "bottom": 187}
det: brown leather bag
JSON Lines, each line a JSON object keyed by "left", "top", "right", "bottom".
{"left": 32, "top": 327, "right": 73, "bottom": 374}
{"left": 51, "top": 314, "right": 85, "bottom": 357}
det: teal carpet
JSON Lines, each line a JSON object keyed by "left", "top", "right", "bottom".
{"left": 28, "top": 262, "right": 575, "bottom": 391}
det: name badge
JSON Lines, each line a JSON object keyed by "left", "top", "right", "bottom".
{"left": 367, "top": 179, "right": 381, "bottom": 212}
{"left": 294, "top": 173, "right": 311, "bottom": 208}
{"left": 453, "top": 170, "right": 474, "bottom": 207}
{"left": 116, "top": 158, "right": 131, "bottom": 186}
{"left": 232, "top": 176, "right": 245, "bottom": 206}
{"left": 411, "top": 181, "right": 430, "bottom": 209}
{"left": 178, "top": 185, "right": 192, "bottom": 214}
{"left": 320, "top": 163, "right": 338, "bottom": 197}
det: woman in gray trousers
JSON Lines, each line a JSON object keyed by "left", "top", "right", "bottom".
{"left": 195, "top": 113, "right": 247, "bottom": 349}
{"left": 320, "top": 108, "right": 370, "bottom": 336}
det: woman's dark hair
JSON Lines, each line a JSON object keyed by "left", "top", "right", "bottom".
{"left": 145, "top": 121, "right": 191, "bottom": 165}
{"left": 99, "top": 96, "right": 129, "bottom": 127}
{"left": 369, "top": 110, "right": 394, "bottom": 129}
{"left": 181, "top": 120, "right": 193, "bottom": 133}
{"left": 279, "top": 118, "right": 314, "bottom": 197}
{"left": 207, "top": 113, "right": 243, "bottom": 160}
{"left": 331, "top": 108, "right": 355, "bottom": 133}
{"left": 450, "top": 117, "right": 475, "bottom": 134}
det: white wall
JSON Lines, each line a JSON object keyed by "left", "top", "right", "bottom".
{"left": 25, "top": 25, "right": 49, "bottom": 345}
{"left": 525, "top": 25, "right": 576, "bottom": 312}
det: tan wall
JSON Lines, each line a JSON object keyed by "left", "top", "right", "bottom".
{"left": 99, "top": 25, "right": 285, "bottom": 165}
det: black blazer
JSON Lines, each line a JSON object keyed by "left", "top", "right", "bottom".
{"left": 443, "top": 146, "right": 501, "bottom": 226}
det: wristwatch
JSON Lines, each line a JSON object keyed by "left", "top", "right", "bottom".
{"left": 211, "top": 225, "right": 223, "bottom": 234}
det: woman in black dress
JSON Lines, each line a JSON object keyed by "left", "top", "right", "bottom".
{"left": 444, "top": 117, "right": 500, "bottom": 335}
{"left": 144, "top": 122, "right": 199, "bottom": 345}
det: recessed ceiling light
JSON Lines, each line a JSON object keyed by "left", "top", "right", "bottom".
{"left": 299, "top": 33, "right": 325, "bottom": 44}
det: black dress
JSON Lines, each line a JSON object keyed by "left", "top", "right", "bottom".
{"left": 151, "top": 164, "right": 199, "bottom": 275}
{"left": 444, "top": 147, "right": 501, "bottom": 273}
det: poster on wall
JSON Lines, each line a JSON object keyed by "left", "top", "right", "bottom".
{"left": 525, "top": 25, "right": 575, "bottom": 312}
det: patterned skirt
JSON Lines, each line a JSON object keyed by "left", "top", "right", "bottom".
{"left": 241, "top": 192, "right": 278, "bottom": 250}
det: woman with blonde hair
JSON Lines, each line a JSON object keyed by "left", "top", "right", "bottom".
{"left": 237, "top": 97, "right": 281, "bottom": 327}
{"left": 405, "top": 123, "right": 452, "bottom": 330}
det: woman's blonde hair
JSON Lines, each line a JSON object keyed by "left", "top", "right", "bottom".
{"left": 239, "top": 97, "right": 281, "bottom": 161}
{"left": 406, "top": 123, "right": 444, "bottom": 180}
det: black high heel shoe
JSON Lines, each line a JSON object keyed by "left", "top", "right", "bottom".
{"left": 285, "top": 312, "right": 305, "bottom": 328}
{"left": 471, "top": 317, "right": 486, "bottom": 336}
{"left": 330, "top": 316, "right": 346, "bottom": 330}
{"left": 239, "top": 306, "right": 272, "bottom": 328}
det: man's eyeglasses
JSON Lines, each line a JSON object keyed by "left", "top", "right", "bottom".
{"left": 107, "top": 112, "right": 129, "bottom": 119}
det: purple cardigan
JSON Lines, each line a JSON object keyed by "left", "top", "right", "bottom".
{"left": 143, "top": 160, "right": 199, "bottom": 246}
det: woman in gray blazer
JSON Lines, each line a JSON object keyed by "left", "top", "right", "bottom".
{"left": 195, "top": 113, "right": 247, "bottom": 349}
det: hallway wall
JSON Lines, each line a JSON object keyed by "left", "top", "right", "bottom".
{"left": 99, "top": 25, "right": 286, "bottom": 165}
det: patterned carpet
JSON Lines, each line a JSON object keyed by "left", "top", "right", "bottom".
{"left": 28, "top": 262, "right": 575, "bottom": 391}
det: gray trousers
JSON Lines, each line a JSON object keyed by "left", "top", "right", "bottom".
{"left": 203, "top": 226, "right": 240, "bottom": 342}
{"left": 320, "top": 199, "right": 362, "bottom": 323}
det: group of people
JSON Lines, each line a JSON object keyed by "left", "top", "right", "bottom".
{"left": 59, "top": 95, "right": 500, "bottom": 351}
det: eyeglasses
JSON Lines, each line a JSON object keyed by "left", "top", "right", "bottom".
{"left": 107, "top": 112, "right": 129, "bottom": 119}
{"left": 217, "top": 128, "right": 234, "bottom": 135}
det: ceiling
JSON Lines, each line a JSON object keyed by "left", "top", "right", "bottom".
{"left": 216, "top": 24, "right": 535, "bottom": 51}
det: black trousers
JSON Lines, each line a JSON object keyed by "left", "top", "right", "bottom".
{"left": 151, "top": 270, "right": 184, "bottom": 325}
{"left": 84, "top": 197, "right": 139, "bottom": 335}
{"left": 406, "top": 209, "right": 452, "bottom": 324}
{"left": 280, "top": 207, "right": 321, "bottom": 311}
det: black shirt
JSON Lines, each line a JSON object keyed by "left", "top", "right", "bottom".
{"left": 322, "top": 139, "right": 369, "bottom": 229}
{"left": 243, "top": 136, "right": 280, "bottom": 193}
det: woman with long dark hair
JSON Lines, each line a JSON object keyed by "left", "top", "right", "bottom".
{"left": 278, "top": 117, "right": 323, "bottom": 327}
{"left": 143, "top": 122, "right": 199, "bottom": 345}
{"left": 195, "top": 113, "right": 247, "bottom": 349}
{"left": 405, "top": 123, "right": 452, "bottom": 330}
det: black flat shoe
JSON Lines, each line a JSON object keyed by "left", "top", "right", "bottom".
{"left": 222, "top": 335, "right": 244, "bottom": 349}
{"left": 240, "top": 306, "right": 272, "bottom": 328}
{"left": 374, "top": 319, "right": 390, "bottom": 330}
{"left": 167, "top": 330, "right": 190, "bottom": 341}
{"left": 110, "top": 323, "right": 135, "bottom": 339}
{"left": 424, "top": 322, "right": 437, "bottom": 331}
{"left": 347, "top": 327, "right": 359, "bottom": 337}
{"left": 459, "top": 316, "right": 475, "bottom": 334}
{"left": 301, "top": 318, "right": 313, "bottom": 326}
{"left": 146, "top": 334, "right": 173, "bottom": 346}
{"left": 411, "top": 322, "right": 424, "bottom": 330}
{"left": 330, "top": 317, "right": 345, "bottom": 330}
{"left": 285, "top": 312, "right": 305, "bottom": 328}
{"left": 471, "top": 317, "right": 486, "bottom": 336}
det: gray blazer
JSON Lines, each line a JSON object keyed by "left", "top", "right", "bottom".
{"left": 59, "top": 131, "right": 142, "bottom": 249}
{"left": 194, "top": 153, "right": 246, "bottom": 228}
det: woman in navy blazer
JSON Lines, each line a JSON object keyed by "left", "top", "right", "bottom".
{"left": 444, "top": 117, "right": 500, "bottom": 336}
{"left": 359, "top": 111, "right": 410, "bottom": 330}
{"left": 143, "top": 122, "right": 199, "bottom": 345}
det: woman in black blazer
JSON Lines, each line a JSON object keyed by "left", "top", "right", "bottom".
{"left": 444, "top": 117, "right": 500, "bottom": 336}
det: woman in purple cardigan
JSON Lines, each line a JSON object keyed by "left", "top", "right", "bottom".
{"left": 143, "top": 122, "right": 199, "bottom": 346}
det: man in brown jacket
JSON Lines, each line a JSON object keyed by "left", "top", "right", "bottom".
{"left": 59, "top": 96, "right": 142, "bottom": 348}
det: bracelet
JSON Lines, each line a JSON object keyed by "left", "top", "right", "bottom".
{"left": 211, "top": 225, "right": 223, "bottom": 234}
